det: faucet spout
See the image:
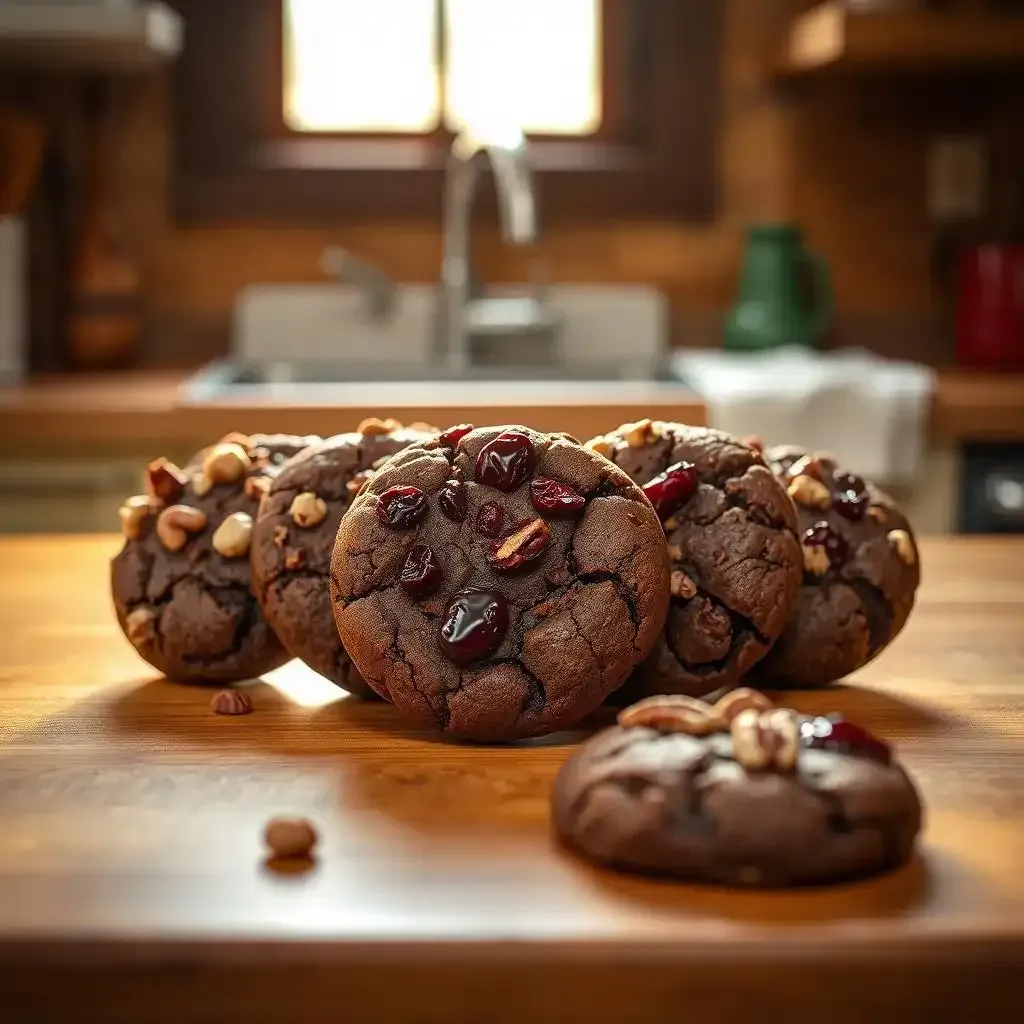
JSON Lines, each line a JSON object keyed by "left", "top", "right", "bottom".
{"left": 485, "top": 141, "right": 537, "bottom": 245}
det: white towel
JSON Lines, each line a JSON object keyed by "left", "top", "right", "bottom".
{"left": 670, "top": 346, "right": 936, "bottom": 485}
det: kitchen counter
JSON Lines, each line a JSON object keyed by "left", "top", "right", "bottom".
{"left": 2, "top": 368, "right": 1023, "bottom": 451}
{"left": 0, "top": 535, "right": 1021, "bottom": 1021}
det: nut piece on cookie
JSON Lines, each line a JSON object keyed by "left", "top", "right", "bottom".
{"left": 212, "top": 511, "right": 253, "bottom": 558}
{"left": 787, "top": 474, "right": 832, "bottom": 511}
{"left": 358, "top": 416, "right": 403, "bottom": 436}
{"left": 118, "top": 495, "right": 152, "bottom": 540}
{"left": 202, "top": 442, "right": 251, "bottom": 485}
{"left": 802, "top": 542, "right": 831, "bottom": 576}
{"left": 156, "top": 504, "right": 208, "bottom": 552}
{"left": 584, "top": 436, "right": 615, "bottom": 458}
{"left": 670, "top": 570, "right": 697, "bottom": 599}
{"left": 621, "top": 418, "right": 662, "bottom": 448}
{"left": 145, "top": 458, "right": 187, "bottom": 504}
{"left": 887, "top": 528, "right": 916, "bottom": 566}
{"left": 347, "top": 470, "right": 374, "bottom": 496}
{"left": 125, "top": 606, "right": 156, "bottom": 647}
{"left": 730, "top": 707, "right": 801, "bottom": 772}
{"left": 713, "top": 687, "right": 774, "bottom": 724}
{"left": 290, "top": 491, "right": 327, "bottom": 528}
{"left": 617, "top": 694, "right": 718, "bottom": 735}
{"left": 245, "top": 475, "right": 271, "bottom": 500}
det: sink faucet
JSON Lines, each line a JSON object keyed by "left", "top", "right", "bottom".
{"left": 440, "top": 124, "right": 557, "bottom": 371}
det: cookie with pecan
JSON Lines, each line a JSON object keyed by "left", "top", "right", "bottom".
{"left": 553, "top": 692, "right": 923, "bottom": 886}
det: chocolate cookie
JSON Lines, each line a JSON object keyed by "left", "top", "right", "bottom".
{"left": 552, "top": 690, "right": 923, "bottom": 887}
{"left": 587, "top": 421, "right": 802, "bottom": 700}
{"left": 330, "top": 424, "right": 671, "bottom": 742}
{"left": 751, "top": 446, "right": 921, "bottom": 688}
{"left": 251, "top": 419, "right": 436, "bottom": 696}
{"left": 111, "top": 432, "right": 318, "bottom": 682}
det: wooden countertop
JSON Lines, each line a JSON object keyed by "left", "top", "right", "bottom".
{"left": 2, "top": 368, "right": 1023, "bottom": 451}
{"left": 0, "top": 535, "right": 1022, "bottom": 1021}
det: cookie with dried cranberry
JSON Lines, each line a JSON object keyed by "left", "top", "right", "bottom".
{"left": 552, "top": 690, "right": 923, "bottom": 886}
{"left": 750, "top": 446, "right": 920, "bottom": 689}
{"left": 587, "top": 421, "right": 802, "bottom": 700}
{"left": 251, "top": 419, "right": 436, "bottom": 696}
{"left": 330, "top": 424, "right": 670, "bottom": 742}
{"left": 111, "top": 432, "right": 318, "bottom": 682}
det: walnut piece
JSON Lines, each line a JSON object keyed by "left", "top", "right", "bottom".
{"left": 202, "top": 442, "right": 251, "bottom": 485}
{"left": 263, "top": 817, "right": 318, "bottom": 858}
{"left": 670, "top": 570, "right": 697, "bottom": 599}
{"left": 887, "top": 528, "right": 916, "bottom": 565}
{"left": 787, "top": 474, "right": 832, "bottom": 511}
{"left": 730, "top": 707, "right": 801, "bottom": 772}
{"left": 191, "top": 471, "right": 214, "bottom": 497}
{"left": 245, "top": 475, "right": 271, "bottom": 500}
{"left": 145, "top": 458, "right": 187, "bottom": 504}
{"left": 713, "top": 687, "right": 775, "bottom": 724}
{"left": 156, "top": 504, "right": 208, "bottom": 552}
{"left": 358, "top": 416, "right": 402, "bottom": 436}
{"left": 284, "top": 549, "right": 306, "bottom": 570}
{"left": 272, "top": 524, "right": 289, "bottom": 548}
{"left": 212, "top": 512, "right": 253, "bottom": 558}
{"left": 347, "top": 470, "right": 374, "bottom": 497}
{"left": 210, "top": 689, "right": 253, "bottom": 716}
{"left": 667, "top": 543, "right": 684, "bottom": 562}
{"left": 802, "top": 543, "right": 831, "bottom": 576}
{"left": 118, "top": 495, "right": 151, "bottom": 540}
{"left": 125, "top": 606, "right": 156, "bottom": 647}
{"left": 584, "top": 436, "right": 615, "bottom": 459}
{"left": 290, "top": 491, "right": 327, "bottom": 528}
{"left": 617, "top": 695, "right": 719, "bottom": 735}
{"left": 622, "top": 418, "right": 661, "bottom": 448}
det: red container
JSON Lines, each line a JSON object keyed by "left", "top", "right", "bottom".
{"left": 956, "top": 244, "right": 1024, "bottom": 370}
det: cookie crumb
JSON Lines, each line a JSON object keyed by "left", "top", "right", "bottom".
{"left": 210, "top": 690, "right": 253, "bottom": 715}
{"left": 264, "top": 817, "right": 318, "bottom": 858}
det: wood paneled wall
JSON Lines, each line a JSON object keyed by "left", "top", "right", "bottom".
{"left": 106, "top": 0, "right": 993, "bottom": 365}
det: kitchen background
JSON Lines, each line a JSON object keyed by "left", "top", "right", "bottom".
{"left": 1, "top": 0, "right": 1023, "bottom": 534}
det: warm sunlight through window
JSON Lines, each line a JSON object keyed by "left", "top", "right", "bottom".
{"left": 284, "top": 0, "right": 441, "bottom": 132}
{"left": 283, "top": 0, "right": 602, "bottom": 136}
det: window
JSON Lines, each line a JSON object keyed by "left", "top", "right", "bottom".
{"left": 283, "top": 0, "right": 602, "bottom": 137}
{"left": 173, "top": 0, "right": 722, "bottom": 223}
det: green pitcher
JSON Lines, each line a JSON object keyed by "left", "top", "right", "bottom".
{"left": 724, "top": 224, "right": 833, "bottom": 351}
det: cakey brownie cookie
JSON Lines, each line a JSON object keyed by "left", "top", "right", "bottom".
{"left": 111, "top": 432, "right": 318, "bottom": 682}
{"left": 330, "top": 424, "right": 671, "bottom": 742}
{"left": 751, "top": 446, "right": 920, "bottom": 688}
{"left": 552, "top": 689, "right": 923, "bottom": 887}
{"left": 587, "top": 421, "right": 802, "bottom": 700}
{"left": 251, "top": 418, "right": 436, "bottom": 696}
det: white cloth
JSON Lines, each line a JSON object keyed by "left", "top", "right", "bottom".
{"left": 670, "top": 346, "right": 936, "bottom": 485}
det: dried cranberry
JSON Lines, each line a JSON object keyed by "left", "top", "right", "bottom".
{"left": 376, "top": 486, "right": 428, "bottom": 529}
{"left": 803, "top": 521, "right": 848, "bottom": 568}
{"left": 833, "top": 472, "right": 868, "bottom": 521}
{"left": 476, "top": 501, "right": 505, "bottom": 538}
{"left": 438, "top": 479, "right": 468, "bottom": 522}
{"left": 475, "top": 430, "right": 536, "bottom": 492}
{"left": 438, "top": 588, "right": 509, "bottom": 664}
{"left": 642, "top": 461, "right": 697, "bottom": 520}
{"left": 400, "top": 544, "right": 444, "bottom": 597}
{"left": 530, "top": 477, "right": 585, "bottom": 517}
{"left": 488, "top": 518, "right": 551, "bottom": 571}
{"left": 439, "top": 423, "right": 474, "bottom": 448}
{"left": 800, "top": 714, "right": 891, "bottom": 765}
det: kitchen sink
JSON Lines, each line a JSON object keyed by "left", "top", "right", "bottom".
{"left": 178, "top": 357, "right": 687, "bottom": 406}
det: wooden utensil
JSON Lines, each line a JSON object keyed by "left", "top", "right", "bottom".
{"left": 0, "top": 108, "right": 45, "bottom": 216}
{"left": 67, "top": 80, "right": 140, "bottom": 370}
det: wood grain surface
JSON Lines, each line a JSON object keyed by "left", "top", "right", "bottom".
{"left": 0, "top": 535, "right": 1022, "bottom": 1022}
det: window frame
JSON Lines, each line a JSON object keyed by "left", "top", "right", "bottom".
{"left": 172, "top": 0, "right": 722, "bottom": 223}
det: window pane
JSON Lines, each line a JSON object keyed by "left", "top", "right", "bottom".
{"left": 444, "top": 0, "right": 601, "bottom": 137}
{"left": 284, "top": 0, "right": 440, "bottom": 132}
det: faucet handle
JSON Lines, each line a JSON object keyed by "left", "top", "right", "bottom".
{"left": 321, "top": 246, "right": 396, "bottom": 322}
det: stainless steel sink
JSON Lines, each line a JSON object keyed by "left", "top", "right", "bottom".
{"left": 177, "top": 358, "right": 687, "bottom": 406}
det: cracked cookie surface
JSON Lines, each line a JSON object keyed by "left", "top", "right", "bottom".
{"left": 111, "top": 433, "right": 318, "bottom": 682}
{"left": 329, "top": 425, "right": 670, "bottom": 742}
{"left": 591, "top": 422, "right": 802, "bottom": 700}
{"left": 552, "top": 713, "right": 923, "bottom": 886}
{"left": 751, "top": 445, "right": 920, "bottom": 688}
{"left": 251, "top": 426, "right": 435, "bottom": 696}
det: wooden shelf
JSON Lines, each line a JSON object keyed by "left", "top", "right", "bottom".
{"left": 773, "top": 1, "right": 1024, "bottom": 78}
{"left": 0, "top": 2, "right": 182, "bottom": 73}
